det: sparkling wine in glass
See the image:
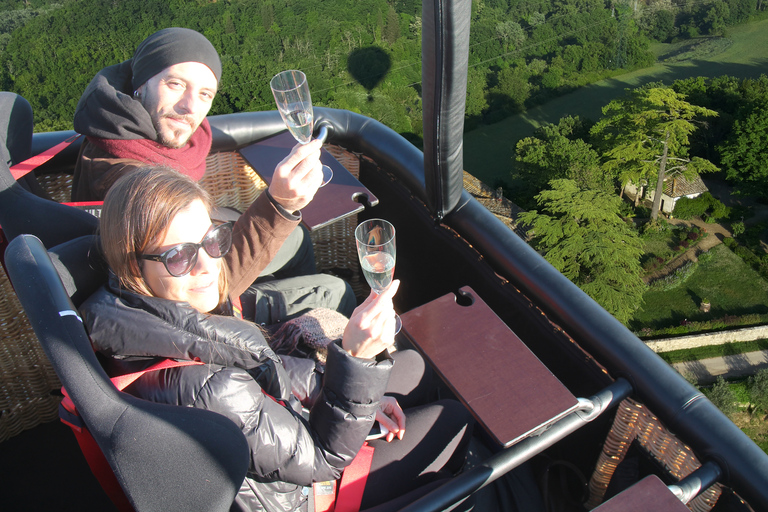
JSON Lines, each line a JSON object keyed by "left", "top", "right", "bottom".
{"left": 355, "top": 218, "right": 402, "bottom": 334}
{"left": 270, "top": 70, "right": 333, "bottom": 186}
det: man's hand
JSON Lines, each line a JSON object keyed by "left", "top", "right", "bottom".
{"left": 268, "top": 139, "right": 324, "bottom": 213}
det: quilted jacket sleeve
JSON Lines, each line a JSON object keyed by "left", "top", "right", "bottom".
{"left": 128, "top": 342, "right": 392, "bottom": 485}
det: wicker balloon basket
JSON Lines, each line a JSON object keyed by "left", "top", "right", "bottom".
{"left": 0, "top": 145, "right": 365, "bottom": 441}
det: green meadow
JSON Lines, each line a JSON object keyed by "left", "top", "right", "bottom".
{"left": 630, "top": 244, "right": 768, "bottom": 331}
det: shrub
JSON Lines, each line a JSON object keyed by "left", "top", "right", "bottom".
{"left": 642, "top": 255, "right": 665, "bottom": 273}
{"left": 636, "top": 314, "right": 766, "bottom": 338}
{"left": 642, "top": 218, "right": 669, "bottom": 234}
{"left": 649, "top": 260, "right": 698, "bottom": 291}
{"left": 750, "top": 369, "right": 768, "bottom": 416}
{"left": 673, "top": 192, "right": 730, "bottom": 221}
{"left": 732, "top": 221, "right": 745, "bottom": 238}
{"left": 706, "top": 376, "right": 738, "bottom": 418}
{"left": 709, "top": 198, "right": 730, "bottom": 220}
{"left": 698, "top": 250, "right": 713, "bottom": 263}
{"left": 674, "top": 196, "right": 709, "bottom": 219}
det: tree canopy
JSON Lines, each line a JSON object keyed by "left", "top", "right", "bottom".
{"left": 717, "top": 76, "right": 768, "bottom": 198}
{"left": 590, "top": 86, "right": 719, "bottom": 219}
{"left": 720, "top": 108, "right": 768, "bottom": 197}
{"left": 518, "top": 179, "right": 646, "bottom": 324}
{"left": 0, "top": 0, "right": 655, "bottom": 135}
{"left": 515, "top": 115, "right": 609, "bottom": 193}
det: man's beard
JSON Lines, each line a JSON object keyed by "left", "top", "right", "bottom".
{"left": 153, "top": 114, "right": 196, "bottom": 149}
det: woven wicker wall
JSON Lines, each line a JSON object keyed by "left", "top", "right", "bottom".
{"left": 0, "top": 264, "right": 61, "bottom": 442}
{"left": 202, "top": 147, "right": 364, "bottom": 297}
{"left": 587, "top": 398, "right": 724, "bottom": 511}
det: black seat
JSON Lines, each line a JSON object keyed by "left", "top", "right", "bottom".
{"left": 0, "top": 92, "right": 97, "bottom": 250}
{"left": 0, "top": 91, "right": 47, "bottom": 197}
{"left": 4, "top": 233, "right": 249, "bottom": 511}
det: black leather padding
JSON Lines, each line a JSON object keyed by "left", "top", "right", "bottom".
{"left": 0, "top": 157, "right": 99, "bottom": 247}
{"left": 47, "top": 235, "right": 108, "bottom": 308}
{"left": 5, "top": 234, "right": 249, "bottom": 512}
{"left": 0, "top": 91, "right": 98, "bottom": 248}
{"left": 421, "top": 0, "right": 471, "bottom": 220}
{"left": 0, "top": 91, "right": 47, "bottom": 197}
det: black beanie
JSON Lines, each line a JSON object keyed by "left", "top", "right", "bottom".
{"left": 131, "top": 27, "right": 222, "bottom": 91}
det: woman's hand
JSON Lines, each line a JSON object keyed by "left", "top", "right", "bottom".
{"left": 376, "top": 396, "right": 406, "bottom": 442}
{"left": 268, "top": 139, "right": 324, "bottom": 213}
{"left": 341, "top": 280, "right": 400, "bottom": 359}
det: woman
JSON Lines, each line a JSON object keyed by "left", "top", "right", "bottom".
{"left": 80, "top": 162, "right": 474, "bottom": 511}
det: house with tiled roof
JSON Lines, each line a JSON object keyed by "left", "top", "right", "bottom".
{"left": 625, "top": 173, "right": 709, "bottom": 214}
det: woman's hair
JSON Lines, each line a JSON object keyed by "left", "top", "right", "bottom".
{"left": 100, "top": 166, "right": 229, "bottom": 305}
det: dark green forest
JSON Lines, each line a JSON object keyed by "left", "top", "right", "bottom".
{"left": 1, "top": 0, "right": 761, "bottom": 136}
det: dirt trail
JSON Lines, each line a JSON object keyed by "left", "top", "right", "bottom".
{"left": 643, "top": 217, "right": 731, "bottom": 283}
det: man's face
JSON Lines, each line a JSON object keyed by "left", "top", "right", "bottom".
{"left": 138, "top": 62, "right": 218, "bottom": 149}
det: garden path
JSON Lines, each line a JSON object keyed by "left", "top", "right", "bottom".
{"left": 643, "top": 176, "right": 768, "bottom": 284}
{"left": 642, "top": 218, "right": 730, "bottom": 283}
{"left": 673, "top": 349, "right": 768, "bottom": 384}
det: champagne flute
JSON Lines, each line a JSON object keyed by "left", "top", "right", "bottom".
{"left": 270, "top": 70, "right": 333, "bottom": 186}
{"left": 355, "top": 218, "right": 402, "bottom": 334}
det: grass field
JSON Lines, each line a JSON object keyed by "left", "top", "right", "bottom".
{"left": 629, "top": 244, "right": 768, "bottom": 331}
{"left": 463, "top": 18, "right": 768, "bottom": 190}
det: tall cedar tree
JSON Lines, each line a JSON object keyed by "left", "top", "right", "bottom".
{"left": 519, "top": 179, "right": 646, "bottom": 324}
{"left": 590, "top": 86, "right": 719, "bottom": 219}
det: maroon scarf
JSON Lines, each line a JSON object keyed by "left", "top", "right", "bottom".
{"left": 88, "top": 118, "right": 212, "bottom": 181}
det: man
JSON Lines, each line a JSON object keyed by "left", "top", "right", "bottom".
{"left": 72, "top": 27, "right": 355, "bottom": 325}
{"left": 72, "top": 27, "right": 221, "bottom": 200}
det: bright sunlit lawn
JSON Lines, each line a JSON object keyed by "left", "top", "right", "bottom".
{"left": 629, "top": 244, "right": 768, "bottom": 332}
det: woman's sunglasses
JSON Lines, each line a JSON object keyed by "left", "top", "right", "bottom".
{"left": 139, "top": 223, "right": 233, "bottom": 277}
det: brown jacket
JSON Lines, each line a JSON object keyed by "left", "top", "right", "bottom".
{"left": 71, "top": 139, "right": 147, "bottom": 202}
{"left": 225, "top": 191, "right": 301, "bottom": 299}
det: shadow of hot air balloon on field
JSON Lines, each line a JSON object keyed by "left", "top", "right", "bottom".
{"left": 347, "top": 47, "right": 391, "bottom": 101}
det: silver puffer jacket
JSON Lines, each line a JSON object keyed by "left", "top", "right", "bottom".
{"left": 80, "top": 278, "right": 393, "bottom": 511}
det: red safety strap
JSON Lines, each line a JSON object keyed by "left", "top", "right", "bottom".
{"left": 232, "top": 294, "right": 243, "bottom": 319}
{"left": 335, "top": 443, "right": 375, "bottom": 512}
{"left": 314, "top": 479, "right": 337, "bottom": 512}
{"left": 110, "top": 358, "right": 203, "bottom": 390}
{"left": 9, "top": 134, "right": 82, "bottom": 181}
{"left": 59, "top": 358, "right": 203, "bottom": 512}
{"left": 61, "top": 358, "right": 204, "bottom": 420}
{"left": 314, "top": 442, "right": 375, "bottom": 512}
